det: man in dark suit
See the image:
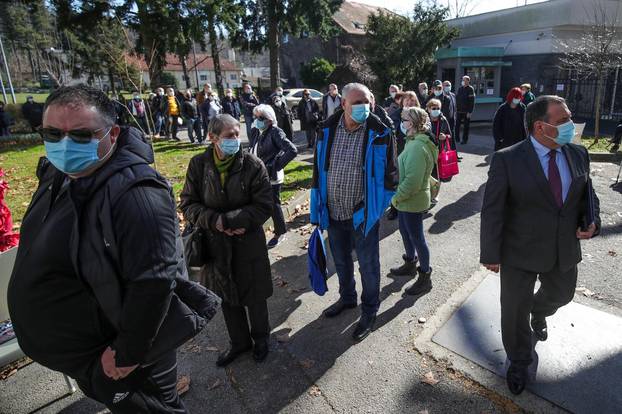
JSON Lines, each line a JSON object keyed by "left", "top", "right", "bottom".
{"left": 480, "top": 95, "right": 600, "bottom": 395}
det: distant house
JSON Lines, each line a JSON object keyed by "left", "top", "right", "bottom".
{"left": 127, "top": 53, "right": 243, "bottom": 90}
{"left": 436, "top": 0, "right": 622, "bottom": 124}
{"left": 280, "top": 0, "right": 391, "bottom": 88}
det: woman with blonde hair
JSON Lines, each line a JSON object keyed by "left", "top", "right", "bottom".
{"left": 390, "top": 107, "right": 438, "bottom": 296}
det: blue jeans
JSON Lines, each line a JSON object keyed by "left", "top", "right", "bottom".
{"left": 327, "top": 219, "right": 381, "bottom": 316}
{"left": 154, "top": 112, "right": 165, "bottom": 135}
{"left": 398, "top": 211, "right": 430, "bottom": 272}
{"left": 186, "top": 117, "right": 202, "bottom": 142}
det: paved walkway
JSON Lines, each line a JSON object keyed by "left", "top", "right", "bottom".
{"left": 1, "top": 125, "right": 621, "bottom": 413}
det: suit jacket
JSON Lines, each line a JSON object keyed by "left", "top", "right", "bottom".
{"left": 480, "top": 139, "right": 601, "bottom": 273}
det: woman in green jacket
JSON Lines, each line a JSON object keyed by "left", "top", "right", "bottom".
{"left": 390, "top": 106, "right": 438, "bottom": 296}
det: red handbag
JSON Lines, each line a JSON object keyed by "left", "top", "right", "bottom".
{"left": 438, "top": 136, "right": 459, "bottom": 180}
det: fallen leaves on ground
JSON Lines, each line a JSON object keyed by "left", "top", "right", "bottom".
{"left": 176, "top": 375, "right": 191, "bottom": 395}
{"left": 208, "top": 379, "right": 222, "bottom": 390}
{"left": 297, "top": 223, "right": 314, "bottom": 236}
{"left": 276, "top": 333, "right": 290, "bottom": 343}
{"left": 226, "top": 368, "right": 239, "bottom": 388}
{"left": 300, "top": 359, "right": 315, "bottom": 369}
{"left": 418, "top": 317, "right": 427, "bottom": 324}
{"left": 608, "top": 250, "right": 617, "bottom": 257}
{"left": 274, "top": 276, "right": 288, "bottom": 288}
{"left": 205, "top": 346, "right": 219, "bottom": 352}
{"left": 575, "top": 286, "right": 595, "bottom": 297}
{"left": 301, "top": 241, "right": 309, "bottom": 250}
{"left": 308, "top": 385, "right": 322, "bottom": 397}
{"left": 422, "top": 371, "right": 439, "bottom": 386}
{"left": 287, "top": 287, "right": 305, "bottom": 294}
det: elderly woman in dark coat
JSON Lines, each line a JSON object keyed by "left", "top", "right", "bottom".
{"left": 493, "top": 87, "right": 527, "bottom": 151}
{"left": 250, "top": 104, "right": 298, "bottom": 248}
{"left": 180, "top": 113, "right": 274, "bottom": 367}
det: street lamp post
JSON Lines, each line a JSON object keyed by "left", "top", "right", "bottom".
{"left": 0, "top": 34, "right": 16, "bottom": 104}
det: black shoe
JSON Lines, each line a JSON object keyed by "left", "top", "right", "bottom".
{"left": 323, "top": 300, "right": 357, "bottom": 318}
{"left": 531, "top": 316, "right": 548, "bottom": 341}
{"left": 405, "top": 267, "right": 433, "bottom": 296}
{"left": 267, "top": 235, "right": 282, "bottom": 248}
{"left": 216, "top": 345, "right": 252, "bottom": 367}
{"left": 173, "top": 137, "right": 181, "bottom": 141}
{"left": 253, "top": 340, "right": 269, "bottom": 362}
{"left": 506, "top": 363, "right": 528, "bottom": 395}
{"left": 390, "top": 255, "right": 418, "bottom": 276}
{"left": 352, "top": 313, "right": 376, "bottom": 342}
{"left": 386, "top": 206, "right": 398, "bottom": 221}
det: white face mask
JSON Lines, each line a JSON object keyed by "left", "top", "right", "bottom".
{"left": 389, "top": 91, "right": 396, "bottom": 99}
{"left": 512, "top": 98, "right": 521, "bottom": 105}
{"left": 461, "top": 81, "right": 466, "bottom": 87}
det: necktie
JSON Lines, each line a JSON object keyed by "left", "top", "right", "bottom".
{"left": 548, "top": 150, "right": 563, "bottom": 207}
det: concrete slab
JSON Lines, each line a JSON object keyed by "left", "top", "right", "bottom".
{"left": 432, "top": 274, "right": 622, "bottom": 414}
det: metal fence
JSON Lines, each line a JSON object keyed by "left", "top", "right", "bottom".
{"left": 545, "top": 67, "right": 622, "bottom": 120}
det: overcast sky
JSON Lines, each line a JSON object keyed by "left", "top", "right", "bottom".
{"left": 354, "top": 0, "right": 549, "bottom": 17}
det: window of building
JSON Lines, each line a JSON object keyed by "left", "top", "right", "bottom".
{"left": 200, "top": 74, "right": 208, "bottom": 81}
{"left": 230, "top": 73, "right": 237, "bottom": 81}
{"left": 465, "top": 67, "right": 495, "bottom": 95}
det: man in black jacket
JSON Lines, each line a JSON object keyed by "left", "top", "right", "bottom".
{"left": 455, "top": 75, "right": 476, "bottom": 144}
{"left": 480, "top": 95, "right": 600, "bottom": 396}
{"left": 21, "top": 96, "right": 44, "bottom": 131}
{"left": 8, "top": 85, "right": 219, "bottom": 413}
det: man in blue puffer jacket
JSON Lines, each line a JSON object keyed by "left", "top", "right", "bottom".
{"left": 310, "top": 82, "right": 398, "bottom": 342}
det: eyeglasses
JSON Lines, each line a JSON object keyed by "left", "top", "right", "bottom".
{"left": 38, "top": 126, "right": 109, "bottom": 144}
{"left": 255, "top": 116, "right": 268, "bottom": 122}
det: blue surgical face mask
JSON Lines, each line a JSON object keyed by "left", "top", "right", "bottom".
{"left": 512, "top": 98, "right": 521, "bottom": 105}
{"left": 44, "top": 129, "right": 112, "bottom": 174}
{"left": 219, "top": 137, "right": 240, "bottom": 156}
{"left": 443, "top": 86, "right": 451, "bottom": 93}
{"left": 430, "top": 109, "right": 442, "bottom": 118}
{"left": 350, "top": 103, "right": 370, "bottom": 124}
{"left": 255, "top": 119, "right": 266, "bottom": 130}
{"left": 400, "top": 122, "right": 409, "bottom": 135}
{"left": 434, "top": 90, "right": 443, "bottom": 97}
{"left": 543, "top": 120, "right": 575, "bottom": 146}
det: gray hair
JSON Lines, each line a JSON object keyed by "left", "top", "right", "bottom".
{"left": 389, "top": 84, "right": 399, "bottom": 91}
{"left": 402, "top": 106, "right": 430, "bottom": 134}
{"left": 525, "top": 95, "right": 566, "bottom": 133}
{"left": 253, "top": 104, "right": 277, "bottom": 124}
{"left": 342, "top": 82, "right": 371, "bottom": 101}
{"left": 208, "top": 113, "right": 240, "bottom": 136}
{"left": 44, "top": 84, "right": 116, "bottom": 126}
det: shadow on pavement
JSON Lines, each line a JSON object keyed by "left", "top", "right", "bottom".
{"left": 428, "top": 184, "right": 486, "bottom": 235}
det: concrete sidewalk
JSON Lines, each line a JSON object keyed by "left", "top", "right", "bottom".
{"left": 1, "top": 128, "right": 621, "bottom": 413}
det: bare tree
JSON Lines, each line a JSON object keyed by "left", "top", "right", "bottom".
{"left": 557, "top": 1, "right": 622, "bottom": 142}
{"left": 446, "top": 0, "right": 479, "bottom": 18}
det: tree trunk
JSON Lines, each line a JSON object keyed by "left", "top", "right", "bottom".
{"left": 594, "top": 71, "right": 604, "bottom": 142}
{"left": 180, "top": 54, "right": 191, "bottom": 89}
{"left": 108, "top": 66, "right": 116, "bottom": 95}
{"left": 267, "top": 0, "right": 280, "bottom": 90}
{"left": 10, "top": 41, "right": 23, "bottom": 87}
{"left": 207, "top": 11, "right": 224, "bottom": 98}
{"left": 27, "top": 48, "right": 37, "bottom": 84}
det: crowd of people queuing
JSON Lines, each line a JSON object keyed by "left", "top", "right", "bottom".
{"left": 5, "top": 70, "right": 604, "bottom": 413}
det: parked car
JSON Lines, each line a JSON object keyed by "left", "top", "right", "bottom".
{"left": 282, "top": 88, "right": 323, "bottom": 119}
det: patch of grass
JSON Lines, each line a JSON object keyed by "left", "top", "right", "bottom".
{"left": 11, "top": 93, "right": 50, "bottom": 104}
{"left": 0, "top": 144, "right": 46, "bottom": 226}
{"left": 282, "top": 162, "right": 313, "bottom": 202}
{"left": 1, "top": 140, "right": 313, "bottom": 229}
{"left": 581, "top": 136, "right": 614, "bottom": 153}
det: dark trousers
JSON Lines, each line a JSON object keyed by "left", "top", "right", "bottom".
{"left": 186, "top": 117, "right": 202, "bottom": 142}
{"left": 222, "top": 300, "right": 270, "bottom": 349}
{"left": 327, "top": 219, "right": 381, "bottom": 316}
{"left": 77, "top": 351, "right": 186, "bottom": 414}
{"left": 397, "top": 211, "right": 430, "bottom": 272}
{"left": 244, "top": 116, "right": 253, "bottom": 143}
{"left": 271, "top": 184, "right": 287, "bottom": 235}
{"left": 166, "top": 115, "right": 179, "bottom": 139}
{"left": 455, "top": 112, "right": 471, "bottom": 144}
{"left": 305, "top": 128, "right": 316, "bottom": 147}
{"left": 500, "top": 264, "right": 578, "bottom": 365}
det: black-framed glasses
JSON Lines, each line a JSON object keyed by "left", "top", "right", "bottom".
{"left": 38, "top": 126, "right": 109, "bottom": 144}
{"left": 255, "top": 116, "right": 268, "bottom": 122}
